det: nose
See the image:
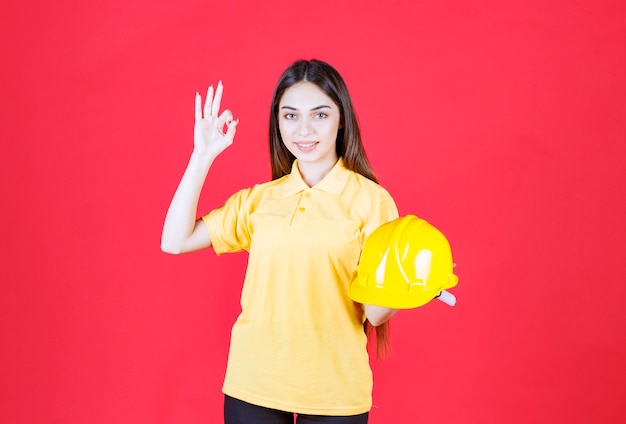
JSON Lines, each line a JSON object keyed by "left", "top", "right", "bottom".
{"left": 298, "top": 117, "right": 313, "bottom": 136}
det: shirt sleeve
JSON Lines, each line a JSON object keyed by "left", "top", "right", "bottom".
{"left": 201, "top": 187, "right": 254, "bottom": 255}
{"left": 361, "top": 186, "right": 399, "bottom": 242}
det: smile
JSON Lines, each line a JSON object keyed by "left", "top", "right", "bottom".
{"left": 295, "top": 142, "right": 318, "bottom": 151}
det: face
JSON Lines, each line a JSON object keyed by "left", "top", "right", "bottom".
{"left": 278, "top": 82, "right": 341, "bottom": 172}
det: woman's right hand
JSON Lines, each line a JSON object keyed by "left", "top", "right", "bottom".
{"left": 194, "top": 81, "right": 239, "bottom": 158}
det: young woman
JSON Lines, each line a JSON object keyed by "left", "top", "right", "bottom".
{"left": 162, "top": 59, "right": 399, "bottom": 423}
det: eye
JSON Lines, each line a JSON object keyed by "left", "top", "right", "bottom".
{"left": 315, "top": 112, "right": 328, "bottom": 119}
{"left": 283, "top": 113, "right": 296, "bottom": 120}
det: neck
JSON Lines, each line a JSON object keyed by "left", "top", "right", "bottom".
{"left": 297, "top": 158, "right": 338, "bottom": 187}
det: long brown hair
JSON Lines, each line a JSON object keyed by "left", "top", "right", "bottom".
{"left": 268, "top": 59, "right": 391, "bottom": 358}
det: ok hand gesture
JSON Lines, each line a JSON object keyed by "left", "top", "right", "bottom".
{"left": 194, "top": 81, "right": 238, "bottom": 158}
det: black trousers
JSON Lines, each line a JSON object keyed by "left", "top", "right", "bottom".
{"left": 224, "top": 395, "right": 369, "bottom": 424}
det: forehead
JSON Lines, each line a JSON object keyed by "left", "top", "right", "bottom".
{"left": 279, "top": 82, "right": 337, "bottom": 108}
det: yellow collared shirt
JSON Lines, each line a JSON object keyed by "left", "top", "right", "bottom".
{"left": 202, "top": 158, "right": 398, "bottom": 415}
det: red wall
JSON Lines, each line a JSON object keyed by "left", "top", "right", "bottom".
{"left": 2, "top": 0, "right": 625, "bottom": 422}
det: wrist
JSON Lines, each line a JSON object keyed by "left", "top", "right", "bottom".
{"left": 190, "top": 149, "right": 217, "bottom": 165}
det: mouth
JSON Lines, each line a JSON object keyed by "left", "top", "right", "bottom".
{"left": 294, "top": 141, "right": 318, "bottom": 152}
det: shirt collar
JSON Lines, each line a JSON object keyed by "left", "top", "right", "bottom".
{"left": 282, "top": 158, "right": 350, "bottom": 198}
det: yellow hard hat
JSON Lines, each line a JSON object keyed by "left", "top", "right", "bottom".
{"left": 349, "top": 215, "right": 458, "bottom": 309}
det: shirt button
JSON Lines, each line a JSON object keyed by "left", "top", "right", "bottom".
{"left": 305, "top": 192, "right": 311, "bottom": 198}
{"left": 299, "top": 207, "right": 305, "bottom": 212}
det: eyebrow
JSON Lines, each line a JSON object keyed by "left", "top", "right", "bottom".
{"left": 280, "top": 105, "right": 332, "bottom": 111}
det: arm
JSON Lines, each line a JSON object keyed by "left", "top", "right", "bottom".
{"left": 364, "top": 305, "right": 399, "bottom": 327}
{"left": 161, "top": 82, "right": 239, "bottom": 254}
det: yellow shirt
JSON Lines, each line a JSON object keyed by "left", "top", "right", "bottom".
{"left": 202, "top": 158, "right": 398, "bottom": 415}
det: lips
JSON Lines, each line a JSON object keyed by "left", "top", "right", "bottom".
{"left": 295, "top": 141, "right": 318, "bottom": 152}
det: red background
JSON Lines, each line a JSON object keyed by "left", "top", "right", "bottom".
{"left": 2, "top": 0, "right": 625, "bottom": 423}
